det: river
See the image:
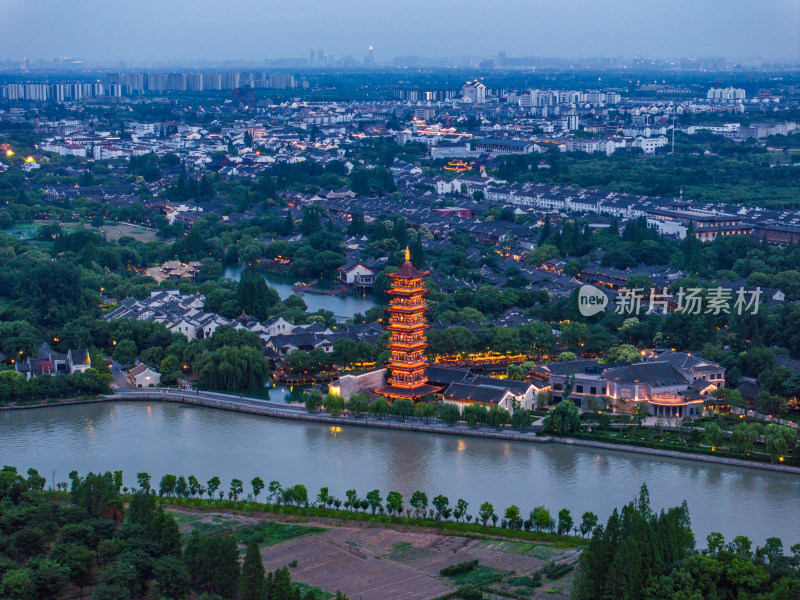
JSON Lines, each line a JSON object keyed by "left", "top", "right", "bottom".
{"left": 2, "top": 401, "right": 798, "bottom": 546}
{"left": 223, "top": 265, "right": 378, "bottom": 319}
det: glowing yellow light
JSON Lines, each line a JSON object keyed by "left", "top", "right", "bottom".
{"left": 5, "top": 150, "right": 13, "bottom": 157}
{"left": 25, "top": 156, "right": 34, "bottom": 163}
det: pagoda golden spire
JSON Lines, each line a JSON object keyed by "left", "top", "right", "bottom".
{"left": 405, "top": 246, "right": 410, "bottom": 261}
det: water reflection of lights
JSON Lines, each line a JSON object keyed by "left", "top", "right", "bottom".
{"left": 457, "top": 439, "right": 466, "bottom": 452}
{"left": 330, "top": 426, "right": 342, "bottom": 437}
{"left": 146, "top": 406, "right": 152, "bottom": 417}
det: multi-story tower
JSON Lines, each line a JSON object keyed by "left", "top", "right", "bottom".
{"left": 377, "top": 248, "right": 438, "bottom": 401}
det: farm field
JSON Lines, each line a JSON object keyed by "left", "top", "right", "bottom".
{"left": 169, "top": 507, "right": 581, "bottom": 600}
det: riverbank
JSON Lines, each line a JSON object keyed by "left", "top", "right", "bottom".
{"left": 6, "top": 390, "right": 800, "bottom": 476}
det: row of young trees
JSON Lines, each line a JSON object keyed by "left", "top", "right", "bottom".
{"left": 124, "top": 469, "right": 600, "bottom": 538}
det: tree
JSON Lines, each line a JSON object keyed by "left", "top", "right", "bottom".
{"left": 29, "top": 559, "right": 69, "bottom": 600}
{"left": 292, "top": 484, "right": 308, "bottom": 506}
{"left": 159, "top": 354, "right": 181, "bottom": 385}
{"left": 304, "top": 390, "right": 323, "bottom": 413}
{"left": 176, "top": 475, "right": 189, "bottom": 498}
{"left": 764, "top": 424, "right": 796, "bottom": 463}
{"left": 731, "top": 422, "right": 760, "bottom": 455}
{"left": 511, "top": 408, "right": 532, "bottom": 431}
{"left": 187, "top": 475, "right": 200, "bottom": 497}
{"left": 504, "top": 505, "right": 522, "bottom": 529}
{"left": 557, "top": 508, "right": 573, "bottom": 535}
{"left": 324, "top": 393, "right": 344, "bottom": 416}
{"left": 542, "top": 399, "right": 580, "bottom": 435}
{"left": 154, "top": 555, "right": 190, "bottom": 599}
{"left": 345, "top": 489, "right": 359, "bottom": 512}
{"left": 113, "top": 470, "right": 123, "bottom": 493}
{"left": 432, "top": 494, "right": 450, "bottom": 520}
{"left": 703, "top": 422, "right": 726, "bottom": 449}
{"left": 251, "top": 477, "right": 265, "bottom": 501}
{"left": 386, "top": 491, "right": 404, "bottom": 516}
{"left": 230, "top": 478, "right": 244, "bottom": 501}
{"left": 136, "top": 472, "right": 151, "bottom": 493}
{"left": 159, "top": 473, "right": 177, "bottom": 497}
{"left": 478, "top": 502, "right": 495, "bottom": 526}
{"left": 410, "top": 490, "right": 429, "bottom": 518}
{"left": 392, "top": 398, "right": 414, "bottom": 420}
{"left": 531, "top": 506, "right": 553, "bottom": 532}
{"left": 50, "top": 543, "right": 94, "bottom": 592}
{"left": 240, "top": 540, "right": 266, "bottom": 600}
{"left": 579, "top": 511, "right": 599, "bottom": 538}
{"left": 366, "top": 490, "right": 382, "bottom": 514}
{"left": 0, "top": 569, "right": 36, "bottom": 600}
{"left": 440, "top": 403, "right": 460, "bottom": 425}
{"left": 602, "top": 344, "right": 642, "bottom": 365}
{"left": 415, "top": 402, "right": 437, "bottom": 421}
{"left": 454, "top": 499, "right": 469, "bottom": 522}
{"left": 112, "top": 340, "right": 137, "bottom": 367}
{"left": 345, "top": 394, "right": 367, "bottom": 417}
{"left": 368, "top": 397, "right": 390, "bottom": 418}
{"left": 237, "top": 271, "right": 279, "bottom": 321}
{"left": 207, "top": 476, "right": 221, "bottom": 499}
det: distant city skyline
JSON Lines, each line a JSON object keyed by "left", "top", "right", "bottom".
{"left": 0, "top": 0, "right": 798, "bottom": 64}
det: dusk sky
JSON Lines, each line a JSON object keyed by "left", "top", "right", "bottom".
{"left": 1, "top": 0, "right": 799, "bottom": 63}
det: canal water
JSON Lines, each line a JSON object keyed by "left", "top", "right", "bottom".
{"left": 2, "top": 401, "right": 798, "bottom": 546}
{"left": 223, "top": 265, "right": 378, "bottom": 318}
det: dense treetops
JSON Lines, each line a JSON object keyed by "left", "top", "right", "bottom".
{"left": 573, "top": 483, "right": 800, "bottom": 600}
{"left": 0, "top": 466, "right": 349, "bottom": 600}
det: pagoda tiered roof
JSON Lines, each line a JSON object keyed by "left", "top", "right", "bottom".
{"left": 376, "top": 248, "right": 441, "bottom": 402}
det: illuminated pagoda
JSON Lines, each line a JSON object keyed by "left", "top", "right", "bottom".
{"left": 377, "top": 248, "right": 439, "bottom": 401}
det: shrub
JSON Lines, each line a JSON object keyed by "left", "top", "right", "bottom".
{"left": 455, "top": 585, "right": 483, "bottom": 600}
{"left": 542, "top": 561, "right": 573, "bottom": 579}
{"left": 440, "top": 559, "right": 479, "bottom": 577}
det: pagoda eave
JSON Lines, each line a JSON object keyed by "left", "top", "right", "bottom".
{"left": 375, "top": 384, "right": 441, "bottom": 400}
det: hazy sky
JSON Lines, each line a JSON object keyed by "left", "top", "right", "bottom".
{"left": 1, "top": 0, "right": 798, "bottom": 63}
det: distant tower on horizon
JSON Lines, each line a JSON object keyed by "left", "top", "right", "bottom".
{"left": 365, "top": 45, "right": 375, "bottom": 66}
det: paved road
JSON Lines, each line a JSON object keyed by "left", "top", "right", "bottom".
{"left": 107, "top": 359, "right": 134, "bottom": 391}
